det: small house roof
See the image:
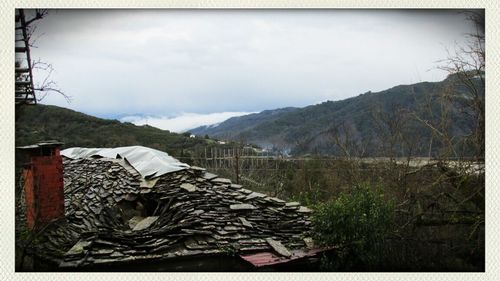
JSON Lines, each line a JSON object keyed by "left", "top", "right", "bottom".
{"left": 25, "top": 146, "right": 317, "bottom": 269}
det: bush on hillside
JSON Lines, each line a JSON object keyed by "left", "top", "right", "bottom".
{"left": 312, "top": 184, "right": 394, "bottom": 270}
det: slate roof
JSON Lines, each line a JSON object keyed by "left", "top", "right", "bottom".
{"left": 25, "top": 148, "right": 316, "bottom": 269}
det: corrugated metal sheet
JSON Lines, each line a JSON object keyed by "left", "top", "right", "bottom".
{"left": 240, "top": 252, "right": 282, "bottom": 267}
{"left": 61, "top": 146, "right": 189, "bottom": 179}
{"left": 239, "top": 248, "right": 326, "bottom": 267}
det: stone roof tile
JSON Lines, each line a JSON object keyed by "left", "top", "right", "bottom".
{"left": 31, "top": 155, "right": 315, "bottom": 269}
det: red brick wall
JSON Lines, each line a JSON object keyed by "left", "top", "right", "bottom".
{"left": 23, "top": 148, "right": 64, "bottom": 229}
{"left": 22, "top": 169, "right": 35, "bottom": 229}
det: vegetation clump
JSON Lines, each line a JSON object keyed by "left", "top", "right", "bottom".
{"left": 312, "top": 185, "right": 394, "bottom": 270}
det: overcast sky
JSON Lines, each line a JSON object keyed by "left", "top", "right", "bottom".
{"left": 25, "top": 9, "right": 476, "bottom": 132}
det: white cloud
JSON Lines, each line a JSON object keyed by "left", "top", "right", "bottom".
{"left": 31, "top": 10, "right": 476, "bottom": 118}
{"left": 120, "top": 111, "right": 255, "bottom": 133}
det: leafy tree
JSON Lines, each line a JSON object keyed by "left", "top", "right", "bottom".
{"left": 312, "top": 185, "right": 394, "bottom": 270}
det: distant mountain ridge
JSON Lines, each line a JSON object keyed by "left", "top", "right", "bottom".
{"left": 191, "top": 74, "right": 483, "bottom": 157}
{"left": 191, "top": 107, "right": 298, "bottom": 143}
{"left": 15, "top": 74, "right": 482, "bottom": 159}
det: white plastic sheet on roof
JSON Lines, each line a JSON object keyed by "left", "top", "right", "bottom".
{"left": 61, "top": 146, "right": 190, "bottom": 178}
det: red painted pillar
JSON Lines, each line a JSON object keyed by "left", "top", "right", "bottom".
{"left": 18, "top": 141, "right": 65, "bottom": 230}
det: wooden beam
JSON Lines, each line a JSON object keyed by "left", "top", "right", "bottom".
{"left": 15, "top": 99, "right": 36, "bottom": 105}
{"left": 15, "top": 95, "right": 35, "bottom": 100}
{"left": 15, "top": 81, "right": 31, "bottom": 86}
{"left": 16, "top": 91, "right": 33, "bottom": 96}
{"left": 15, "top": 47, "right": 27, "bottom": 53}
{"left": 15, "top": 68, "right": 30, "bottom": 73}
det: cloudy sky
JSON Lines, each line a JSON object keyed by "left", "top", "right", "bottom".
{"left": 25, "top": 9, "right": 476, "bottom": 132}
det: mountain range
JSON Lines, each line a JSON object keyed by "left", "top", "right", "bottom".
{"left": 15, "top": 73, "right": 482, "bottom": 159}
{"left": 191, "top": 73, "right": 483, "bottom": 157}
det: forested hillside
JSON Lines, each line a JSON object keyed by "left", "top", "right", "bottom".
{"left": 191, "top": 73, "right": 483, "bottom": 157}
{"left": 15, "top": 105, "right": 208, "bottom": 158}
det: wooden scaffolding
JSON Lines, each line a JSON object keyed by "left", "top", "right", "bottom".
{"left": 15, "top": 9, "right": 37, "bottom": 105}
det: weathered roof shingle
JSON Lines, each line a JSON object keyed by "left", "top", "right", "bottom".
{"left": 25, "top": 147, "right": 315, "bottom": 269}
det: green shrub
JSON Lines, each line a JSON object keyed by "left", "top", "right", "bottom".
{"left": 312, "top": 184, "right": 394, "bottom": 270}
